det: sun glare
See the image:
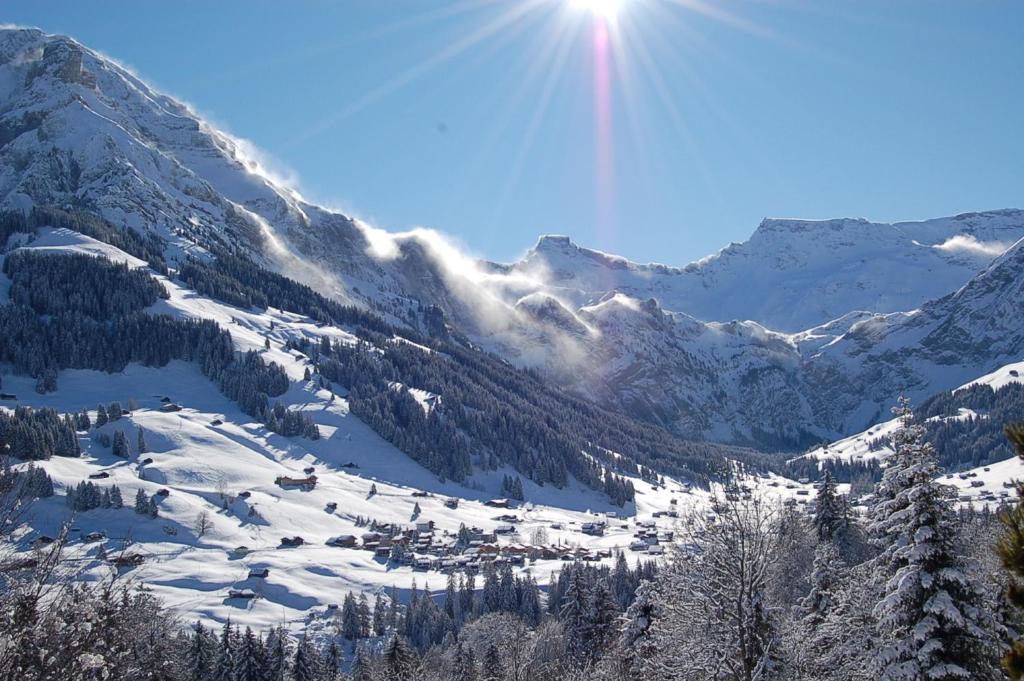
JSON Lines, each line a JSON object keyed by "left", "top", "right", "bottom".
{"left": 571, "top": 0, "right": 624, "bottom": 21}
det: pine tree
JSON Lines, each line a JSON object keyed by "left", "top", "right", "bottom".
{"left": 357, "top": 593, "right": 372, "bottom": 638}
{"left": 342, "top": 592, "right": 361, "bottom": 640}
{"left": 381, "top": 634, "right": 417, "bottom": 680}
{"left": 234, "top": 627, "right": 262, "bottom": 681}
{"left": 96, "top": 404, "right": 108, "bottom": 427}
{"left": 112, "top": 430, "right": 130, "bottom": 458}
{"left": 213, "top": 621, "right": 235, "bottom": 681}
{"left": 325, "top": 640, "right": 341, "bottom": 681}
{"left": 350, "top": 646, "right": 371, "bottom": 681}
{"left": 870, "top": 400, "right": 1000, "bottom": 680}
{"left": 813, "top": 470, "right": 842, "bottom": 541}
{"left": 560, "top": 568, "right": 590, "bottom": 663}
{"left": 137, "top": 427, "right": 148, "bottom": 455}
{"left": 188, "top": 622, "right": 214, "bottom": 681}
{"left": 109, "top": 484, "right": 123, "bottom": 509}
{"left": 373, "top": 592, "right": 387, "bottom": 636}
{"left": 292, "top": 636, "right": 317, "bottom": 681}
{"left": 134, "top": 488, "right": 149, "bottom": 514}
{"left": 586, "top": 579, "right": 620, "bottom": 665}
{"left": 999, "top": 422, "right": 1024, "bottom": 678}
{"left": 266, "top": 629, "right": 288, "bottom": 681}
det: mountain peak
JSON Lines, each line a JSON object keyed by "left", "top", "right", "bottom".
{"left": 533, "top": 234, "right": 577, "bottom": 252}
{"left": 754, "top": 216, "right": 873, "bottom": 236}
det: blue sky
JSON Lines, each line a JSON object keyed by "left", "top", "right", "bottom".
{"left": 4, "top": 1, "right": 1022, "bottom": 264}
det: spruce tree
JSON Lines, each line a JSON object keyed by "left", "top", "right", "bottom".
{"left": 870, "top": 401, "right": 999, "bottom": 680}
{"left": 292, "top": 636, "right": 317, "bottom": 681}
{"left": 134, "top": 488, "right": 149, "bottom": 514}
{"left": 234, "top": 627, "right": 261, "bottom": 681}
{"left": 350, "top": 646, "right": 370, "bottom": 681}
{"left": 381, "top": 634, "right": 417, "bottom": 680}
{"left": 813, "top": 470, "right": 842, "bottom": 541}
{"left": 560, "top": 568, "right": 590, "bottom": 663}
{"left": 998, "top": 422, "right": 1024, "bottom": 679}
{"left": 188, "top": 621, "right": 213, "bottom": 681}
{"left": 213, "top": 621, "right": 235, "bottom": 681}
{"left": 137, "top": 428, "right": 148, "bottom": 455}
{"left": 112, "top": 430, "right": 130, "bottom": 458}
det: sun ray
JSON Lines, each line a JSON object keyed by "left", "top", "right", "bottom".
{"left": 484, "top": 14, "right": 585, "bottom": 233}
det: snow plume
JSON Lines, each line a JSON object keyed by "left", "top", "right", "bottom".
{"left": 352, "top": 218, "right": 595, "bottom": 369}
{"left": 234, "top": 203, "right": 352, "bottom": 304}
{"left": 933, "top": 234, "right": 1011, "bottom": 258}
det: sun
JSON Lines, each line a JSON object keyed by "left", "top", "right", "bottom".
{"left": 570, "top": 0, "right": 624, "bottom": 21}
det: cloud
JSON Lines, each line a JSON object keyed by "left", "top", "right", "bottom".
{"left": 933, "top": 234, "right": 1011, "bottom": 258}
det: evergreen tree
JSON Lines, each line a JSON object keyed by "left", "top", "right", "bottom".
{"left": 213, "top": 621, "right": 236, "bottom": 681}
{"left": 482, "top": 644, "right": 502, "bottom": 681}
{"left": 350, "top": 646, "right": 371, "bottom": 681}
{"left": 999, "top": 422, "right": 1024, "bottom": 679}
{"left": 188, "top": 621, "right": 214, "bottom": 681}
{"left": 586, "top": 579, "right": 620, "bottom": 665}
{"left": 560, "top": 568, "right": 590, "bottom": 663}
{"left": 813, "top": 470, "right": 842, "bottom": 541}
{"left": 870, "top": 401, "right": 1000, "bottom": 680}
{"left": 381, "top": 634, "right": 417, "bottom": 680}
{"left": 292, "top": 636, "right": 317, "bottom": 681}
{"left": 325, "top": 640, "right": 341, "bottom": 680}
{"left": 137, "top": 427, "right": 148, "bottom": 455}
{"left": 373, "top": 592, "right": 387, "bottom": 636}
{"left": 342, "top": 592, "right": 361, "bottom": 640}
{"left": 96, "top": 404, "right": 108, "bottom": 428}
{"left": 234, "top": 627, "right": 262, "bottom": 681}
{"left": 112, "top": 430, "right": 130, "bottom": 458}
{"left": 109, "top": 485, "right": 123, "bottom": 509}
{"left": 266, "top": 628, "right": 288, "bottom": 681}
{"left": 134, "top": 488, "right": 149, "bottom": 514}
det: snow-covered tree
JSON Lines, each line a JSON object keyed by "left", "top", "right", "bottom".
{"left": 134, "top": 488, "right": 149, "bottom": 514}
{"left": 559, "top": 568, "right": 590, "bottom": 665}
{"left": 998, "top": 421, "right": 1024, "bottom": 679}
{"left": 813, "top": 470, "right": 842, "bottom": 541}
{"left": 187, "top": 621, "right": 215, "bottom": 681}
{"left": 644, "top": 497, "right": 781, "bottom": 680}
{"left": 234, "top": 626, "right": 262, "bottom": 681}
{"left": 291, "top": 635, "right": 317, "bottom": 681}
{"left": 380, "top": 633, "right": 417, "bottom": 680}
{"left": 213, "top": 621, "right": 235, "bottom": 681}
{"left": 869, "top": 400, "right": 1001, "bottom": 680}
{"left": 112, "top": 429, "right": 130, "bottom": 458}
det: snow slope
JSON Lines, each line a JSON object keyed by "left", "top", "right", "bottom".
{"left": 2, "top": 232, "right": 823, "bottom": 630}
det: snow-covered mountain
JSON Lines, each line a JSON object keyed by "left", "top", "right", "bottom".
{"left": 2, "top": 26, "right": 1023, "bottom": 450}
{"left": 495, "top": 210, "right": 1024, "bottom": 332}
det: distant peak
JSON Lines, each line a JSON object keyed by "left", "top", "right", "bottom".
{"left": 534, "top": 234, "right": 576, "bottom": 251}
{"left": 755, "top": 216, "right": 872, "bottom": 235}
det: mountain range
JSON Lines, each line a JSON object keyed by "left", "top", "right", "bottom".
{"left": 2, "top": 26, "right": 1023, "bottom": 450}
